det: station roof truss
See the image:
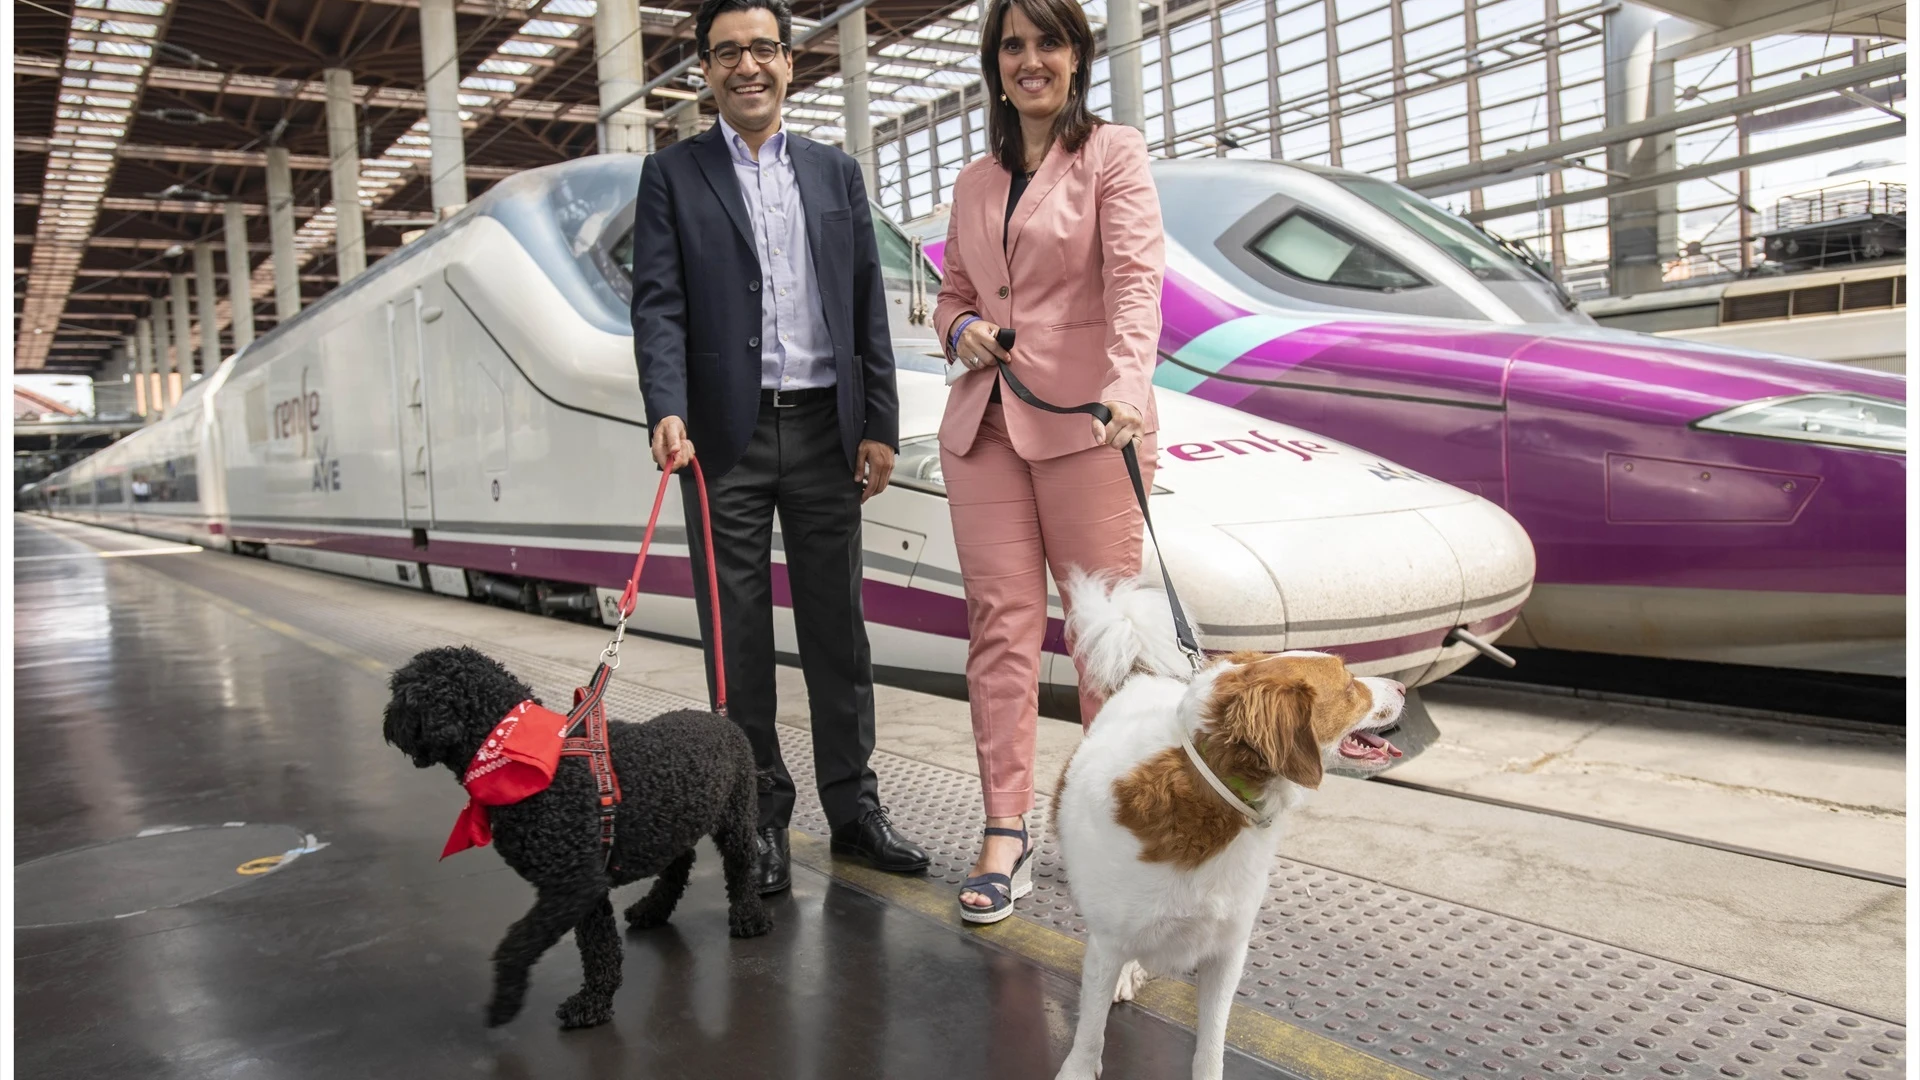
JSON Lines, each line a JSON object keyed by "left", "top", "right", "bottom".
{"left": 14, "top": 0, "right": 1906, "bottom": 371}
{"left": 13, "top": 0, "right": 981, "bottom": 372}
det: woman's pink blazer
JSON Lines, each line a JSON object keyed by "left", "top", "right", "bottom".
{"left": 932, "top": 123, "right": 1165, "bottom": 462}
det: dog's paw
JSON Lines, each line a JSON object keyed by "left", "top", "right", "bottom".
{"left": 1053, "top": 1052, "right": 1102, "bottom": 1080}
{"left": 484, "top": 991, "right": 525, "bottom": 1028}
{"left": 1113, "top": 959, "right": 1151, "bottom": 1003}
{"left": 555, "top": 992, "right": 614, "bottom": 1030}
{"left": 624, "top": 899, "right": 674, "bottom": 932}
{"left": 728, "top": 906, "right": 773, "bottom": 939}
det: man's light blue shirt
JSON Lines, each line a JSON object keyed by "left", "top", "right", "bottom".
{"left": 716, "top": 114, "right": 836, "bottom": 392}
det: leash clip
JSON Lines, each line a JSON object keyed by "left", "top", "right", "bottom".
{"left": 601, "top": 616, "right": 628, "bottom": 670}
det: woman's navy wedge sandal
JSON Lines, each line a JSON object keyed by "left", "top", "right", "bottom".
{"left": 958, "top": 820, "right": 1033, "bottom": 926}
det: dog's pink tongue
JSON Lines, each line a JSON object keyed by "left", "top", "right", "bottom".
{"left": 1341, "top": 731, "right": 1401, "bottom": 762}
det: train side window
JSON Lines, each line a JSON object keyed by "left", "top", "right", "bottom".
{"left": 871, "top": 208, "right": 941, "bottom": 293}
{"left": 1248, "top": 211, "right": 1427, "bottom": 292}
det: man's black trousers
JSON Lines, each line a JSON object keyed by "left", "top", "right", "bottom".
{"left": 681, "top": 392, "right": 880, "bottom": 831}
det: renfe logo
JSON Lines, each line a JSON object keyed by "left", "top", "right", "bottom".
{"left": 275, "top": 390, "right": 320, "bottom": 441}
{"left": 268, "top": 366, "right": 339, "bottom": 493}
{"left": 274, "top": 367, "right": 322, "bottom": 457}
{"left": 1167, "top": 431, "right": 1335, "bottom": 463}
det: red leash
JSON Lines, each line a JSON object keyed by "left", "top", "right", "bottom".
{"left": 455, "top": 460, "right": 726, "bottom": 873}
{"left": 604, "top": 458, "right": 727, "bottom": 715}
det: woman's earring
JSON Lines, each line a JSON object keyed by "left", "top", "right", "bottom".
{"left": 1000, "top": 92, "right": 1008, "bottom": 103}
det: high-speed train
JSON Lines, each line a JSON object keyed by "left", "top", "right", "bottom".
{"left": 1581, "top": 261, "right": 1907, "bottom": 375}
{"left": 911, "top": 159, "right": 1907, "bottom": 676}
{"left": 28, "top": 154, "right": 1536, "bottom": 738}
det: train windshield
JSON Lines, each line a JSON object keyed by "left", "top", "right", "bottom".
{"left": 1332, "top": 176, "right": 1530, "bottom": 283}
{"left": 604, "top": 204, "right": 939, "bottom": 296}
{"left": 484, "top": 154, "right": 941, "bottom": 338}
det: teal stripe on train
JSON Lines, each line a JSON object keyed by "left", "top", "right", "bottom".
{"left": 1153, "top": 315, "right": 1324, "bottom": 393}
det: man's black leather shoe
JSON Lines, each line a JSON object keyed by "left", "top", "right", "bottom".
{"left": 754, "top": 827, "right": 791, "bottom": 895}
{"left": 830, "top": 807, "right": 930, "bottom": 873}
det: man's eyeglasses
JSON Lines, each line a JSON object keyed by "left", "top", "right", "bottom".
{"left": 705, "top": 38, "right": 787, "bottom": 67}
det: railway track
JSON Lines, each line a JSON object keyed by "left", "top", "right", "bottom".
{"left": 1454, "top": 646, "right": 1906, "bottom": 726}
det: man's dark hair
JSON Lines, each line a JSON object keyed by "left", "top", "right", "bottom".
{"left": 979, "top": 0, "right": 1103, "bottom": 172}
{"left": 696, "top": 0, "right": 794, "bottom": 56}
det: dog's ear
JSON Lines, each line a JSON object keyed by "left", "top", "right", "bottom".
{"left": 1212, "top": 662, "right": 1324, "bottom": 790}
{"left": 383, "top": 649, "right": 484, "bottom": 765}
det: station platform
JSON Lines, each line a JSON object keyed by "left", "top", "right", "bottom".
{"left": 13, "top": 514, "right": 1909, "bottom": 1080}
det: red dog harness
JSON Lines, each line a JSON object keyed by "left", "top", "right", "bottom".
{"left": 439, "top": 461, "right": 725, "bottom": 870}
{"left": 440, "top": 663, "right": 623, "bottom": 862}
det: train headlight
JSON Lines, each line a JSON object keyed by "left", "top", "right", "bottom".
{"left": 1694, "top": 393, "right": 1906, "bottom": 453}
{"left": 892, "top": 437, "right": 948, "bottom": 496}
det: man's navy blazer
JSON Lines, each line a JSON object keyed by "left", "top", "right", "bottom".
{"left": 630, "top": 124, "right": 900, "bottom": 478}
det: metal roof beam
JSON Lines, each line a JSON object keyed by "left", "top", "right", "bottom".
{"left": 14, "top": 190, "right": 433, "bottom": 225}
{"left": 16, "top": 53, "right": 601, "bottom": 123}
{"left": 1655, "top": 0, "right": 1904, "bottom": 61}
{"left": 1466, "top": 119, "right": 1906, "bottom": 222}
{"left": 230, "top": 0, "right": 587, "bottom": 325}
{"left": 50, "top": 267, "right": 341, "bottom": 283}
{"left": 13, "top": 232, "right": 399, "bottom": 257}
{"left": 13, "top": 137, "right": 521, "bottom": 179}
{"left": 1407, "top": 54, "right": 1906, "bottom": 196}
{"left": 16, "top": 2, "right": 175, "bottom": 369}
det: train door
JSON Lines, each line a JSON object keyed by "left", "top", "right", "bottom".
{"left": 388, "top": 290, "right": 435, "bottom": 526}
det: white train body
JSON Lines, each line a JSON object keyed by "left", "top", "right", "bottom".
{"left": 33, "top": 156, "right": 1534, "bottom": 708}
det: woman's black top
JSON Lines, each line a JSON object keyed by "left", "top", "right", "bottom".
{"left": 989, "top": 166, "right": 1037, "bottom": 405}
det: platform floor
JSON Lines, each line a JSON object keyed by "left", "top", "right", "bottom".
{"left": 12, "top": 515, "right": 1909, "bottom": 1079}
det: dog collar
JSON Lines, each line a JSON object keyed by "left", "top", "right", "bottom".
{"left": 1180, "top": 729, "right": 1276, "bottom": 830}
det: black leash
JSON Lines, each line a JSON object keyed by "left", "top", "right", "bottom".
{"left": 987, "top": 327, "right": 1203, "bottom": 667}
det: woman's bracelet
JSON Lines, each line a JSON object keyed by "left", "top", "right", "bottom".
{"left": 949, "top": 314, "right": 980, "bottom": 355}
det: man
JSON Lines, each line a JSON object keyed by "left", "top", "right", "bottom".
{"left": 631, "top": 0, "right": 928, "bottom": 894}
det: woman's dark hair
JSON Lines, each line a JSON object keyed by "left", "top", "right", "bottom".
{"left": 696, "top": 0, "right": 794, "bottom": 56}
{"left": 979, "top": 0, "right": 1103, "bottom": 172}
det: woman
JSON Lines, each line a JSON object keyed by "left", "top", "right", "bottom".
{"left": 931, "top": 0, "right": 1165, "bottom": 923}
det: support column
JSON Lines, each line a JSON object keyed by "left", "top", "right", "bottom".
{"left": 266, "top": 147, "right": 302, "bottom": 320}
{"left": 223, "top": 201, "right": 256, "bottom": 349}
{"left": 1106, "top": 0, "right": 1146, "bottom": 133}
{"left": 419, "top": 0, "right": 470, "bottom": 212}
{"left": 839, "top": 13, "right": 875, "bottom": 194}
{"left": 675, "top": 103, "right": 700, "bottom": 142}
{"left": 324, "top": 68, "right": 369, "bottom": 282}
{"left": 135, "top": 318, "right": 156, "bottom": 418}
{"left": 1604, "top": 6, "right": 1677, "bottom": 296}
{"left": 151, "top": 295, "right": 175, "bottom": 412}
{"left": 170, "top": 273, "right": 195, "bottom": 389}
{"left": 97, "top": 343, "right": 132, "bottom": 419}
{"left": 596, "top": 0, "right": 653, "bottom": 154}
{"left": 194, "top": 242, "right": 220, "bottom": 371}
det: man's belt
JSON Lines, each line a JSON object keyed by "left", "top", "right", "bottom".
{"left": 761, "top": 386, "right": 835, "bottom": 408}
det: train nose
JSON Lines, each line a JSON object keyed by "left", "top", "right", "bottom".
{"left": 1155, "top": 498, "right": 1535, "bottom": 688}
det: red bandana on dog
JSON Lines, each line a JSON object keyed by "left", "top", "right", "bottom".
{"left": 441, "top": 701, "right": 574, "bottom": 859}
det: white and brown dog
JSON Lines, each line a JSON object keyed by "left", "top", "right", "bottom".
{"left": 1052, "top": 570, "right": 1405, "bottom": 1080}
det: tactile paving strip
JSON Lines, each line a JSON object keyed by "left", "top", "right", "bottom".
{"left": 152, "top": 556, "right": 1908, "bottom": 1080}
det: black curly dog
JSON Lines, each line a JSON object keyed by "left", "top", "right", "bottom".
{"left": 382, "top": 646, "right": 771, "bottom": 1029}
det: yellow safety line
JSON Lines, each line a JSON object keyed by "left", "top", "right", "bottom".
{"left": 54, "top": 521, "right": 1415, "bottom": 1079}
{"left": 789, "top": 833, "right": 1422, "bottom": 1080}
